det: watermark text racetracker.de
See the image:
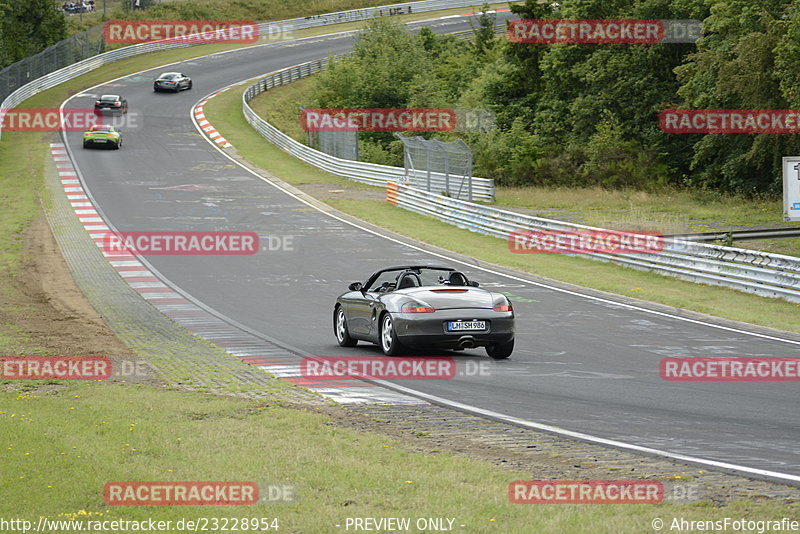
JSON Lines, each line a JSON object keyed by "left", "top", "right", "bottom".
{"left": 509, "top": 480, "right": 663, "bottom": 504}
{"left": 101, "top": 231, "right": 295, "bottom": 255}
{"left": 0, "top": 356, "right": 155, "bottom": 381}
{"left": 660, "top": 357, "right": 800, "bottom": 381}
{"left": 508, "top": 19, "right": 701, "bottom": 43}
{"left": 301, "top": 356, "right": 491, "bottom": 381}
{"left": 660, "top": 109, "right": 800, "bottom": 133}
{"left": 103, "top": 481, "right": 295, "bottom": 505}
{"left": 508, "top": 229, "right": 664, "bottom": 255}
{"left": 0, "top": 108, "right": 140, "bottom": 132}
{"left": 104, "top": 20, "right": 259, "bottom": 45}
{"left": 509, "top": 480, "right": 708, "bottom": 505}
{"left": 300, "top": 108, "right": 495, "bottom": 133}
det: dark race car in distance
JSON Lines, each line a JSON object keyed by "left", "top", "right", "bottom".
{"left": 334, "top": 265, "right": 515, "bottom": 359}
{"left": 94, "top": 94, "right": 127, "bottom": 114}
{"left": 153, "top": 72, "right": 192, "bottom": 92}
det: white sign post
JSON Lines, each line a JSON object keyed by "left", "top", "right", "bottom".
{"left": 783, "top": 156, "right": 800, "bottom": 221}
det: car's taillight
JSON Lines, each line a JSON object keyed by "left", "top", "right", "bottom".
{"left": 95, "top": 101, "right": 100, "bottom": 105}
{"left": 401, "top": 304, "right": 435, "bottom": 313}
{"left": 492, "top": 304, "right": 513, "bottom": 312}
{"left": 113, "top": 102, "right": 121, "bottom": 106}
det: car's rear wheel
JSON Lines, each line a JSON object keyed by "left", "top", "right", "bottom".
{"left": 486, "top": 337, "right": 514, "bottom": 360}
{"left": 379, "top": 313, "right": 403, "bottom": 356}
{"left": 82, "top": 142, "right": 89, "bottom": 149}
{"left": 334, "top": 306, "right": 357, "bottom": 347}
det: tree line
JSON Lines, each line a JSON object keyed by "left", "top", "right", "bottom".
{"left": 311, "top": 0, "right": 800, "bottom": 196}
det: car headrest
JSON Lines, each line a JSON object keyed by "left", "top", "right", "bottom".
{"left": 448, "top": 271, "right": 468, "bottom": 286}
{"left": 397, "top": 272, "right": 421, "bottom": 289}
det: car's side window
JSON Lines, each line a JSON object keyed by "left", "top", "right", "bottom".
{"left": 367, "top": 271, "right": 399, "bottom": 292}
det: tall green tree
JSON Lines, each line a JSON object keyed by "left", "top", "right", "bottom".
{"left": 0, "top": 0, "right": 67, "bottom": 69}
{"left": 674, "top": 0, "right": 800, "bottom": 194}
{"left": 470, "top": 3, "right": 497, "bottom": 58}
{"left": 474, "top": 0, "right": 706, "bottom": 186}
{"left": 0, "top": 2, "right": 9, "bottom": 69}
{"left": 313, "top": 17, "right": 432, "bottom": 109}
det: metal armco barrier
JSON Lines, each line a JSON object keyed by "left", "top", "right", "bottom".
{"left": 387, "top": 182, "right": 800, "bottom": 303}
{"left": 0, "top": 0, "right": 492, "bottom": 140}
{"left": 242, "top": 59, "right": 495, "bottom": 202}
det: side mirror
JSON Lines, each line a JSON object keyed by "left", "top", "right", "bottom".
{"left": 348, "top": 282, "right": 363, "bottom": 291}
{"left": 470, "top": 281, "right": 479, "bottom": 287}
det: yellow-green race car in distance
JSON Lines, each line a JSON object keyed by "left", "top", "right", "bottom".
{"left": 83, "top": 124, "right": 122, "bottom": 149}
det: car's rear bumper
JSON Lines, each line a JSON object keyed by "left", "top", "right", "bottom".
{"left": 83, "top": 138, "right": 117, "bottom": 145}
{"left": 398, "top": 332, "right": 514, "bottom": 349}
{"left": 392, "top": 309, "right": 514, "bottom": 348}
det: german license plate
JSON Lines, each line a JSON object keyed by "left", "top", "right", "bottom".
{"left": 447, "top": 320, "right": 486, "bottom": 332}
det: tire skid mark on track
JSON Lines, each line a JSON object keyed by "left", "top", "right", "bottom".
{"left": 51, "top": 140, "right": 422, "bottom": 405}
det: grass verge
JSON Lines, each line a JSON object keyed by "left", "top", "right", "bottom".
{"left": 4, "top": 382, "right": 799, "bottom": 532}
{"left": 207, "top": 75, "right": 800, "bottom": 335}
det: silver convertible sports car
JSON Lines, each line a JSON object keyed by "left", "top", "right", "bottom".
{"left": 333, "top": 266, "right": 515, "bottom": 359}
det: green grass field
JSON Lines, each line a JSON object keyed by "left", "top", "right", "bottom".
{"left": 4, "top": 382, "right": 798, "bottom": 532}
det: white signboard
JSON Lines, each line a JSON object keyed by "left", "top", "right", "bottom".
{"left": 783, "top": 156, "right": 800, "bottom": 221}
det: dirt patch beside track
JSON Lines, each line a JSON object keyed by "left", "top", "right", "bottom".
{"left": 0, "top": 215, "right": 156, "bottom": 384}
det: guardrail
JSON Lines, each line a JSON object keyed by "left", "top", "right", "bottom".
{"left": 671, "top": 227, "right": 800, "bottom": 243}
{"left": 0, "top": 0, "right": 495, "bottom": 140}
{"left": 387, "top": 182, "right": 800, "bottom": 303}
{"left": 242, "top": 57, "right": 495, "bottom": 202}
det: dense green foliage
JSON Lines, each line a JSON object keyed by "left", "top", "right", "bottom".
{"left": 0, "top": 0, "right": 68, "bottom": 69}
{"left": 312, "top": 1, "right": 800, "bottom": 196}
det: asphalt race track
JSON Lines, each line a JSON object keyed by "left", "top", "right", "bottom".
{"left": 62, "top": 14, "right": 800, "bottom": 481}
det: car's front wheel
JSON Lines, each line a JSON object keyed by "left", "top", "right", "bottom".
{"left": 486, "top": 337, "right": 514, "bottom": 360}
{"left": 334, "top": 306, "right": 357, "bottom": 347}
{"left": 187, "top": 81, "right": 193, "bottom": 90}
{"left": 379, "top": 313, "right": 403, "bottom": 356}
